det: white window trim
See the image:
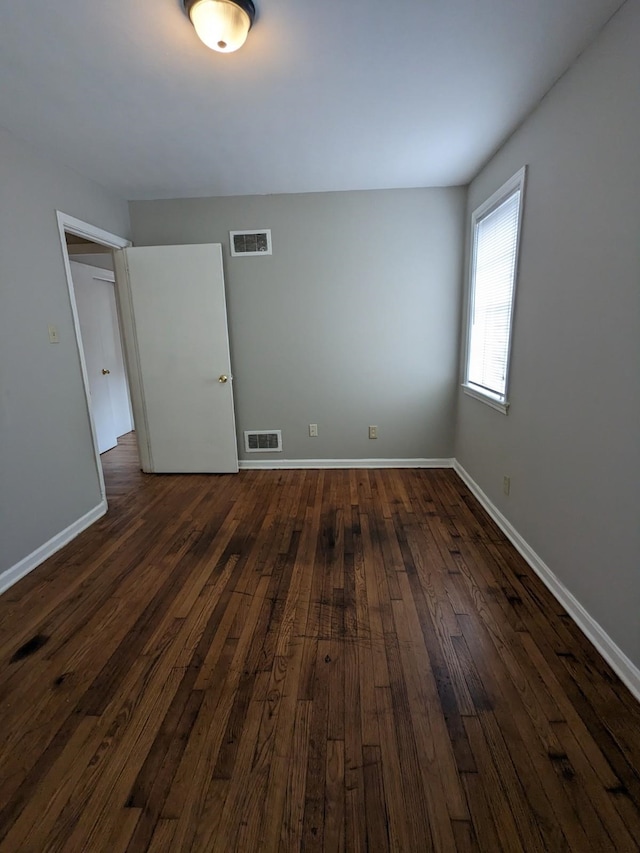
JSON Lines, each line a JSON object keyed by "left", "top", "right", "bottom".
{"left": 463, "top": 383, "right": 510, "bottom": 414}
{"left": 462, "top": 165, "right": 527, "bottom": 414}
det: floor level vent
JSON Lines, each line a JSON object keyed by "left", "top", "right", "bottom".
{"left": 244, "top": 429, "right": 282, "bottom": 453}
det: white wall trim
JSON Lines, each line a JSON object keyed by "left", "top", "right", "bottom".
{"left": 0, "top": 502, "right": 107, "bottom": 596}
{"left": 453, "top": 461, "right": 640, "bottom": 702}
{"left": 239, "top": 458, "right": 454, "bottom": 470}
{"left": 56, "top": 211, "right": 131, "bottom": 505}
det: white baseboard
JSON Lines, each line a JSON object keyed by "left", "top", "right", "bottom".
{"left": 239, "top": 458, "right": 455, "bottom": 471}
{"left": 453, "top": 461, "right": 640, "bottom": 703}
{"left": 0, "top": 502, "right": 107, "bottom": 596}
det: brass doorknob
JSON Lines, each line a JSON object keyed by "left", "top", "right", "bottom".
{"left": 102, "top": 369, "right": 111, "bottom": 375}
{"left": 218, "top": 375, "right": 229, "bottom": 384}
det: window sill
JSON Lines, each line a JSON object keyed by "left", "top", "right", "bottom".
{"left": 462, "top": 384, "right": 509, "bottom": 415}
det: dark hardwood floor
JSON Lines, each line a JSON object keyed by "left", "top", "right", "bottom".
{"left": 0, "top": 433, "right": 639, "bottom": 851}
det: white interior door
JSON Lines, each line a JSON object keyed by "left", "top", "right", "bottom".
{"left": 72, "top": 262, "right": 118, "bottom": 454}
{"left": 103, "top": 277, "right": 134, "bottom": 437}
{"left": 114, "top": 244, "right": 238, "bottom": 474}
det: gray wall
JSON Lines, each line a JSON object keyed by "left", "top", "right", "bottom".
{"left": 454, "top": 1, "right": 640, "bottom": 667}
{"left": 130, "top": 189, "right": 465, "bottom": 462}
{"left": 0, "top": 130, "right": 130, "bottom": 575}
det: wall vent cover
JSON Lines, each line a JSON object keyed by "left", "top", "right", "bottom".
{"left": 230, "top": 229, "right": 272, "bottom": 257}
{"left": 244, "top": 429, "right": 282, "bottom": 453}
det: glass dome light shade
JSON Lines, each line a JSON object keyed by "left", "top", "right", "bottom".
{"left": 188, "top": 0, "right": 253, "bottom": 53}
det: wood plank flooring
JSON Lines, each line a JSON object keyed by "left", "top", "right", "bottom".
{"left": 1, "top": 432, "right": 639, "bottom": 851}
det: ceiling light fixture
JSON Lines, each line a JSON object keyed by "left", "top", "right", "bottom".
{"left": 182, "top": 0, "right": 256, "bottom": 53}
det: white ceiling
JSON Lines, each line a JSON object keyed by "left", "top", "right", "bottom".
{"left": 0, "top": 0, "right": 625, "bottom": 200}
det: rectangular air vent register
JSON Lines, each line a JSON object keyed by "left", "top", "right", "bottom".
{"left": 230, "top": 229, "right": 272, "bottom": 257}
{"left": 244, "top": 430, "right": 282, "bottom": 453}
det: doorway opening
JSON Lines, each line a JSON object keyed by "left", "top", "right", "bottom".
{"left": 56, "top": 212, "right": 135, "bottom": 504}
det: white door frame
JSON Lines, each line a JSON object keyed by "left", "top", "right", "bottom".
{"left": 56, "top": 211, "right": 132, "bottom": 504}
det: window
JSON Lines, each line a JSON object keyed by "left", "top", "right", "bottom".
{"left": 463, "top": 166, "right": 526, "bottom": 413}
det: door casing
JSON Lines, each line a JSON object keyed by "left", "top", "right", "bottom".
{"left": 56, "top": 211, "right": 132, "bottom": 504}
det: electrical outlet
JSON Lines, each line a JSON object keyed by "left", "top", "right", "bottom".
{"left": 503, "top": 476, "right": 511, "bottom": 496}
{"left": 369, "top": 425, "right": 378, "bottom": 440}
{"left": 48, "top": 324, "right": 60, "bottom": 343}
{"left": 309, "top": 424, "right": 318, "bottom": 437}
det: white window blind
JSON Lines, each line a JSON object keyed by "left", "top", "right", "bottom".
{"left": 466, "top": 174, "right": 524, "bottom": 407}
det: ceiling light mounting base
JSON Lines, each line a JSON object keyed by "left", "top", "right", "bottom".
{"left": 182, "top": 0, "right": 256, "bottom": 53}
